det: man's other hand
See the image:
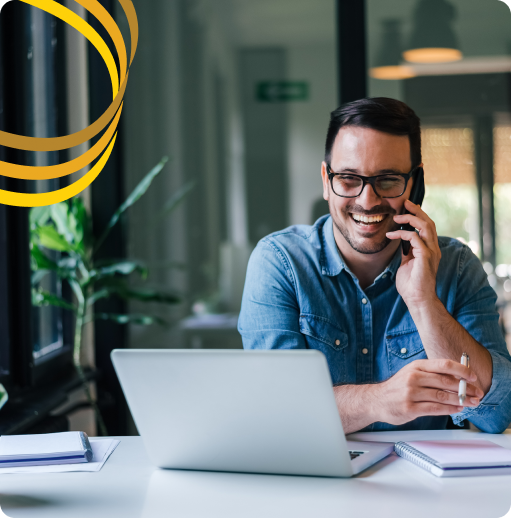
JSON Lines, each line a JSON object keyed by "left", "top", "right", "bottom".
{"left": 372, "top": 359, "right": 484, "bottom": 425}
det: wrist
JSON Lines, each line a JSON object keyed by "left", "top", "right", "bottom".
{"left": 333, "top": 384, "right": 381, "bottom": 434}
{"left": 405, "top": 293, "right": 442, "bottom": 320}
{"left": 363, "top": 383, "right": 384, "bottom": 423}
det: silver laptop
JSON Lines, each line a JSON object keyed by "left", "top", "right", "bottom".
{"left": 111, "top": 349, "right": 393, "bottom": 477}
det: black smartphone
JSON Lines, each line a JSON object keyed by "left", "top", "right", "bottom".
{"left": 400, "top": 167, "right": 425, "bottom": 256}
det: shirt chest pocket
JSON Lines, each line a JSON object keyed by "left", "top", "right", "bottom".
{"left": 386, "top": 328, "right": 427, "bottom": 377}
{"left": 299, "top": 314, "right": 348, "bottom": 384}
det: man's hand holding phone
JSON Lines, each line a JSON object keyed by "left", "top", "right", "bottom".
{"left": 386, "top": 202, "right": 442, "bottom": 309}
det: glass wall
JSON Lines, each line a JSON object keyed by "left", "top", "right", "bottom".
{"left": 120, "top": 0, "right": 336, "bottom": 351}
{"left": 367, "top": 0, "right": 511, "bottom": 347}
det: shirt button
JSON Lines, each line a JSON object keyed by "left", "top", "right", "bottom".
{"left": 401, "top": 348, "right": 407, "bottom": 354}
{"left": 335, "top": 339, "right": 341, "bottom": 346}
{"left": 361, "top": 298, "right": 367, "bottom": 305}
{"left": 362, "top": 348, "right": 368, "bottom": 355}
{"left": 382, "top": 274, "right": 387, "bottom": 278}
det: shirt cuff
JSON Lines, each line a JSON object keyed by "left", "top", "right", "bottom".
{"left": 451, "top": 349, "right": 511, "bottom": 426}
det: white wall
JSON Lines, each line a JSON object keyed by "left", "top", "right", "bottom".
{"left": 287, "top": 45, "right": 337, "bottom": 226}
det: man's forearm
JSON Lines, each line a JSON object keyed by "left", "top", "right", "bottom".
{"left": 409, "top": 296, "right": 493, "bottom": 394}
{"left": 333, "top": 384, "right": 378, "bottom": 434}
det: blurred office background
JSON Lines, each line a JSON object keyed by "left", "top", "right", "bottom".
{"left": 1, "top": 0, "right": 511, "bottom": 435}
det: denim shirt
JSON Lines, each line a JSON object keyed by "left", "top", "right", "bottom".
{"left": 239, "top": 215, "right": 511, "bottom": 433}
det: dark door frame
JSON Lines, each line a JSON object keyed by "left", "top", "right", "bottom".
{"left": 336, "top": 0, "right": 367, "bottom": 105}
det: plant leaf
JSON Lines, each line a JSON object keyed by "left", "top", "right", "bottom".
{"left": 31, "top": 245, "right": 59, "bottom": 271}
{"left": 91, "top": 277, "right": 180, "bottom": 305}
{"left": 31, "top": 269, "right": 50, "bottom": 286}
{"left": 30, "top": 206, "right": 51, "bottom": 229}
{"left": 94, "top": 156, "right": 169, "bottom": 254}
{"left": 153, "top": 180, "right": 195, "bottom": 223}
{"left": 89, "top": 261, "right": 148, "bottom": 281}
{"left": 93, "top": 313, "right": 167, "bottom": 326}
{"left": 36, "top": 225, "right": 74, "bottom": 252}
{"left": 86, "top": 288, "right": 111, "bottom": 307}
{"left": 32, "top": 288, "right": 76, "bottom": 312}
{"left": 30, "top": 247, "right": 77, "bottom": 285}
{"left": 58, "top": 256, "right": 79, "bottom": 270}
{"left": 50, "top": 203, "right": 74, "bottom": 244}
{"left": 71, "top": 197, "right": 90, "bottom": 252}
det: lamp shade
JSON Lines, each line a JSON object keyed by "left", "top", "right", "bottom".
{"left": 404, "top": 0, "right": 462, "bottom": 63}
{"left": 370, "top": 19, "right": 415, "bottom": 80}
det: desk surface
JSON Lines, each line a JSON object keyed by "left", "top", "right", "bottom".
{"left": 1, "top": 430, "right": 511, "bottom": 518}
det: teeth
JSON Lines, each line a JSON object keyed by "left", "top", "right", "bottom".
{"left": 352, "top": 214, "right": 385, "bottom": 224}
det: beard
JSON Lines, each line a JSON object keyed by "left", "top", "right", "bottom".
{"left": 330, "top": 200, "right": 399, "bottom": 255}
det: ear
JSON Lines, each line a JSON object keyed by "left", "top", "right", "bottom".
{"left": 321, "top": 162, "right": 330, "bottom": 201}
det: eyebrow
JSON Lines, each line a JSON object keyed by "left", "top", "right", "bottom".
{"left": 339, "top": 168, "right": 405, "bottom": 175}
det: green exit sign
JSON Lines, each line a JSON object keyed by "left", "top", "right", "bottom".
{"left": 256, "top": 81, "right": 309, "bottom": 102}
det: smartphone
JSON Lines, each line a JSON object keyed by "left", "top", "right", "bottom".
{"left": 400, "top": 167, "right": 425, "bottom": 256}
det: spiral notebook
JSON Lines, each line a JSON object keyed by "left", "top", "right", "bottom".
{"left": 394, "top": 440, "right": 511, "bottom": 477}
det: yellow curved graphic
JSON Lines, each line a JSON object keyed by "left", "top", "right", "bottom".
{"left": 0, "top": 0, "right": 138, "bottom": 206}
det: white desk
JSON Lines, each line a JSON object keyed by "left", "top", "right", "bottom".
{"left": 1, "top": 430, "right": 511, "bottom": 518}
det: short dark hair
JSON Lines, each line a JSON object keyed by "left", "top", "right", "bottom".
{"left": 324, "top": 97, "right": 421, "bottom": 168}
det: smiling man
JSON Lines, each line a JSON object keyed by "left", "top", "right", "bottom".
{"left": 239, "top": 97, "right": 511, "bottom": 434}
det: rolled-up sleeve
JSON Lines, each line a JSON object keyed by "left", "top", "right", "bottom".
{"left": 451, "top": 247, "right": 511, "bottom": 433}
{"left": 238, "top": 238, "right": 306, "bottom": 350}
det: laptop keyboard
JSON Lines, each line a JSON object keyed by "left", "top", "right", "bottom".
{"left": 349, "top": 451, "right": 366, "bottom": 460}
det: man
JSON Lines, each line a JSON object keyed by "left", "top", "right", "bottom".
{"left": 238, "top": 97, "right": 511, "bottom": 434}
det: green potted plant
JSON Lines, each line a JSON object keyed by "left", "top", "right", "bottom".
{"left": 29, "top": 157, "right": 193, "bottom": 435}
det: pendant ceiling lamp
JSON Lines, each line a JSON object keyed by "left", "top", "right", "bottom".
{"left": 403, "top": 0, "right": 462, "bottom": 63}
{"left": 370, "top": 19, "right": 415, "bottom": 80}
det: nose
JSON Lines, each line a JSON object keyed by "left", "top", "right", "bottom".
{"left": 357, "top": 181, "right": 381, "bottom": 209}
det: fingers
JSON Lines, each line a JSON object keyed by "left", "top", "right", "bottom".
{"left": 392, "top": 213, "right": 438, "bottom": 250}
{"left": 413, "top": 402, "right": 464, "bottom": 416}
{"left": 402, "top": 199, "right": 433, "bottom": 224}
{"left": 386, "top": 229, "right": 429, "bottom": 256}
{"left": 420, "top": 373, "right": 484, "bottom": 399}
{"left": 415, "top": 358, "right": 477, "bottom": 382}
{"left": 414, "top": 386, "right": 481, "bottom": 407}
{"left": 391, "top": 200, "right": 439, "bottom": 252}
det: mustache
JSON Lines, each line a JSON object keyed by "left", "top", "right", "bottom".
{"left": 344, "top": 204, "right": 397, "bottom": 216}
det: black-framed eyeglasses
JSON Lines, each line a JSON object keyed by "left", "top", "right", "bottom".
{"left": 326, "top": 164, "right": 420, "bottom": 199}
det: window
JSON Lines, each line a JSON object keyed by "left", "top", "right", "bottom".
{"left": 421, "top": 126, "right": 479, "bottom": 255}
{"left": 493, "top": 121, "right": 511, "bottom": 266}
{"left": 0, "top": 2, "right": 73, "bottom": 394}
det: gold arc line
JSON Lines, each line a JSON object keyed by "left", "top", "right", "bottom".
{"left": 19, "top": 0, "right": 119, "bottom": 99}
{"left": 0, "top": 72, "right": 128, "bottom": 151}
{"left": 0, "top": 134, "right": 118, "bottom": 207}
{"left": 76, "top": 0, "right": 127, "bottom": 85}
{"left": 0, "top": 0, "right": 139, "bottom": 206}
{"left": 0, "top": 105, "right": 123, "bottom": 180}
{"left": 0, "top": 1, "right": 127, "bottom": 151}
{"left": 117, "top": 0, "right": 138, "bottom": 66}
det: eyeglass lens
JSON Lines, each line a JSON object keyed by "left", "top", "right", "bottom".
{"left": 331, "top": 174, "right": 406, "bottom": 198}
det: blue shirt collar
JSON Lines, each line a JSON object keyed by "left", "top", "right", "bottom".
{"left": 320, "top": 216, "right": 401, "bottom": 280}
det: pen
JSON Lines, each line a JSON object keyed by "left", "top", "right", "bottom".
{"left": 458, "top": 352, "right": 469, "bottom": 406}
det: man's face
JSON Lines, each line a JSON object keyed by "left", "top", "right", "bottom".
{"left": 321, "top": 126, "right": 414, "bottom": 255}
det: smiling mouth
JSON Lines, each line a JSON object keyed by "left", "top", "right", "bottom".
{"left": 350, "top": 213, "right": 388, "bottom": 226}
